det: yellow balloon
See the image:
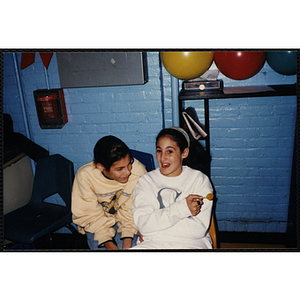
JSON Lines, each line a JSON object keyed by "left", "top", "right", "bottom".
{"left": 161, "top": 51, "right": 214, "bottom": 80}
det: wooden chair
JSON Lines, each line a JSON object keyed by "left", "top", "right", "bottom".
{"left": 209, "top": 213, "right": 217, "bottom": 249}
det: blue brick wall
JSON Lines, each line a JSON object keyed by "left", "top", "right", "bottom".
{"left": 3, "top": 51, "right": 297, "bottom": 233}
{"left": 209, "top": 94, "right": 296, "bottom": 232}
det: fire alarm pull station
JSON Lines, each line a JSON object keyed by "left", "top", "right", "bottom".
{"left": 34, "top": 89, "right": 68, "bottom": 129}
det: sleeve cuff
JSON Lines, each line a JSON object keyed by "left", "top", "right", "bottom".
{"left": 178, "top": 198, "right": 192, "bottom": 217}
{"left": 120, "top": 236, "right": 133, "bottom": 241}
{"left": 98, "top": 239, "right": 117, "bottom": 248}
{"left": 120, "top": 230, "right": 135, "bottom": 240}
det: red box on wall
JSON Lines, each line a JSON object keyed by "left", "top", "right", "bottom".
{"left": 34, "top": 89, "right": 68, "bottom": 129}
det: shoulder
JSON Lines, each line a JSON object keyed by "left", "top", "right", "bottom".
{"left": 183, "top": 165, "right": 202, "bottom": 174}
{"left": 137, "top": 168, "right": 160, "bottom": 184}
{"left": 75, "top": 161, "right": 98, "bottom": 180}
{"left": 76, "top": 161, "right": 95, "bottom": 174}
{"left": 132, "top": 158, "right": 148, "bottom": 176}
{"left": 183, "top": 166, "right": 212, "bottom": 192}
{"left": 183, "top": 166, "right": 208, "bottom": 181}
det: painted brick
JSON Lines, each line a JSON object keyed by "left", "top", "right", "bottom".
{"left": 211, "top": 158, "right": 243, "bottom": 168}
{"left": 212, "top": 148, "right": 263, "bottom": 159}
{"left": 211, "top": 127, "right": 260, "bottom": 138}
{"left": 213, "top": 117, "right": 251, "bottom": 128}
{"left": 70, "top": 103, "right": 100, "bottom": 114}
{"left": 276, "top": 157, "right": 294, "bottom": 168}
{"left": 273, "top": 103, "right": 297, "bottom": 116}
{"left": 102, "top": 102, "right": 131, "bottom": 113}
{"left": 211, "top": 138, "right": 247, "bottom": 148}
{"left": 117, "top": 112, "right": 148, "bottom": 123}
{"left": 69, "top": 114, "right": 86, "bottom": 124}
{"left": 250, "top": 116, "right": 281, "bottom": 127}
{"left": 86, "top": 113, "right": 117, "bottom": 124}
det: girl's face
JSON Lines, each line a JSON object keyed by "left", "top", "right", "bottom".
{"left": 97, "top": 154, "right": 133, "bottom": 183}
{"left": 156, "top": 136, "right": 189, "bottom": 177}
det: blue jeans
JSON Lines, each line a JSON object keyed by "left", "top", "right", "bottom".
{"left": 86, "top": 223, "right": 138, "bottom": 250}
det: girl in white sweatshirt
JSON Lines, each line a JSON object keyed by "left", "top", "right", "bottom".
{"left": 131, "top": 127, "right": 213, "bottom": 249}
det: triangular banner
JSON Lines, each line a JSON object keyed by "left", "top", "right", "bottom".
{"left": 39, "top": 52, "right": 53, "bottom": 69}
{"left": 21, "top": 52, "right": 53, "bottom": 70}
{"left": 20, "top": 53, "right": 35, "bottom": 70}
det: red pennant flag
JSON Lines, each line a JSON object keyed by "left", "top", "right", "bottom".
{"left": 20, "top": 52, "right": 53, "bottom": 70}
{"left": 21, "top": 53, "right": 36, "bottom": 70}
{"left": 39, "top": 52, "right": 53, "bottom": 69}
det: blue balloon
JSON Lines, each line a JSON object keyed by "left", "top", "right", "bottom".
{"left": 266, "top": 51, "right": 297, "bottom": 75}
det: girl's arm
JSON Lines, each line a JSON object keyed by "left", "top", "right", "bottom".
{"left": 72, "top": 171, "right": 116, "bottom": 246}
{"left": 180, "top": 174, "right": 214, "bottom": 238}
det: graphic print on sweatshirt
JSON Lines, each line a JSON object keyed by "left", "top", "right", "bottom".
{"left": 96, "top": 189, "right": 131, "bottom": 214}
{"left": 157, "top": 188, "right": 182, "bottom": 209}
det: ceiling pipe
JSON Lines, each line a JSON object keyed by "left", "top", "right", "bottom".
{"left": 171, "top": 75, "right": 180, "bottom": 127}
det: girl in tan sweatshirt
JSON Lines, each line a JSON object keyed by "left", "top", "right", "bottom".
{"left": 72, "top": 136, "right": 147, "bottom": 249}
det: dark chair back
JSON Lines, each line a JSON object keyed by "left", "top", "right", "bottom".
{"left": 4, "top": 154, "right": 75, "bottom": 244}
{"left": 30, "top": 154, "right": 74, "bottom": 209}
{"left": 131, "top": 149, "right": 155, "bottom": 172}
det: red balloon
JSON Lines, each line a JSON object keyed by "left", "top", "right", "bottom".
{"left": 214, "top": 51, "right": 266, "bottom": 80}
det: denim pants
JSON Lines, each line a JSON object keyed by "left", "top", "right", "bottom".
{"left": 86, "top": 223, "right": 138, "bottom": 250}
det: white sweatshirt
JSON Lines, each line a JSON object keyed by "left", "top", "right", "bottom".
{"left": 131, "top": 166, "right": 213, "bottom": 249}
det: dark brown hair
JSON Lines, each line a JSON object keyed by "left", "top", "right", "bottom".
{"left": 94, "top": 135, "right": 133, "bottom": 171}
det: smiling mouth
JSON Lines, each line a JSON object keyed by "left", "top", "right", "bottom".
{"left": 162, "top": 163, "right": 170, "bottom": 169}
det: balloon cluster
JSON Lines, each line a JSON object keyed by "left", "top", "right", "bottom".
{"left": 161, "top": 51, "right": 296, "bottom": 81}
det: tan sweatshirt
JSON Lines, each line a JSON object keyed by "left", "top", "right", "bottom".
{"left": 71, "top": 158, "right": 147, "bottom": 246}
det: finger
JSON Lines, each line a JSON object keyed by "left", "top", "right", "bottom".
{"left": 189, "top": 194, "right": 202, "bottom": 200}
{"left": 197, "top": 199, "right": 204, "bottom": 205}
